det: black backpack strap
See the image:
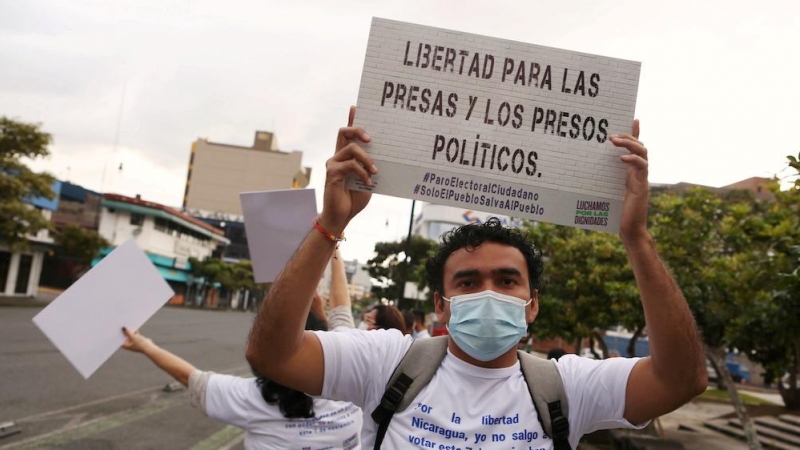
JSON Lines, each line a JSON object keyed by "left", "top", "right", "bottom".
{"left": 371, "top": 373, "right": 413, "bottom": 450}
{"left": 549, "top": 400, "right": 571, "bottom": 450}
{"left": 518, "top": 351, "right": 572, "bottom": 450}
{"left": 371, "top": 336, "right": 449, "bottom": 449}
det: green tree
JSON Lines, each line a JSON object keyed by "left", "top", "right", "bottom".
{"left": 697, "top": 158, "right": 800, "bottom": 412}
{"left": 0, "top": 117, "right": 55, "bottom": 251}
{"left": 650, "top": 187, "right": 767, "bottom": 449}
{"left": 188, "top": 257, "right": 261, "bottom": 308}
{"left": 730, "top": 154, "right": 800, "bottom": 410}
{"left": 366, "top": 235, "right": 437, "bottom": 309}
{"left": 526, "top": 222, "right": 640, "bottom": 358}
{"left": 53, "top": 224, "right": 110, "bottom": 264}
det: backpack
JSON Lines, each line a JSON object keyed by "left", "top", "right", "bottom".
{"left": 371, "top": 336, "right": 571, "bottom": 450}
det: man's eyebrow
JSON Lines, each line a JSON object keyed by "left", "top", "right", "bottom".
{"left": 452, "top": 269, "right": 479, "bottom": 280}
{"left": 451, "top": 268, "right": 523, "bottom": 280}
{"left": 494, "top": 268, "right": 523, "bottom": 277}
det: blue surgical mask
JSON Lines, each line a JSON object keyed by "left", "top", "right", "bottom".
{"left": 442, "top": 290, "right": 531, "bottom": 362}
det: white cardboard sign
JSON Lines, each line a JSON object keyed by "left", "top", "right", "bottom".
{"left": 348, "top": 18, "right": 641, "bottom": 232}
{"left": 240, "top": 188, "right": 317, "bottom": 283}
{"left": 32, "top": 239, "right": 174, "bottom": 379}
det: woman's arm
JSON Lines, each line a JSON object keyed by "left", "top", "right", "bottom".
{"left": 327, "top": 249, "right": 355, "bottom": 330}
{"left": 121, "top": 327, "right": 197, "bottom": 386}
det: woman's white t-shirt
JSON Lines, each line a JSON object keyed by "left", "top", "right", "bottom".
{"left": 314, "top": 328, "right": 645, "bottom": 449}
{"left": 189, "top": 371, "right": 362, "bottom": 450}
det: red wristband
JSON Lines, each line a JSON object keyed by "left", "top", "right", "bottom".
{"left": 313, "top": 217, "right": 345, "bottom": 243}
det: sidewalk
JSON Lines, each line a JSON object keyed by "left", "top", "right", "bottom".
{"left": 658, "top": 401, "right": 749, "bottom": 450}
{"left": 0, "top": 287, "right": 60, "bottom": 307}
{"left": 740, "top": 388, "right": 785, "bottom": 407}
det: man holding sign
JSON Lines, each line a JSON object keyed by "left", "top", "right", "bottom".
{"left": 246, "top": 104, "right": 707, "bottom": 448}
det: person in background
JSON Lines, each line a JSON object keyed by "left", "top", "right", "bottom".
{"left": 356, "top": 311, "right": 369, "bottom": 330}
{"left": 326, "top": 249, "right": 355, "bottom": 331}
{"left": 120, "top": 298, "right": 362, "bottom": 450}
{"left": 411, "top": 309, "right": 430, "bottom": 339}
{"left": 120, "top": 253, "right": 364, "bottom": 449}
{"left": 362, "top": 304, "right": 408, "bottom": 334}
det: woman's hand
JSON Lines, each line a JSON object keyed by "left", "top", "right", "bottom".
{"left": 121, "top": 327, "right": 156, "bottom": 353}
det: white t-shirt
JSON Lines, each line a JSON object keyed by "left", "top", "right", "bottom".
{"left": 413, "top": 329, "right": 431, "bottom": 339}
{"left": 315, "top": 329, "right": 644, "bottom": 449}
{"left": 189, "top": 371, "right": 362, "bottom": 450}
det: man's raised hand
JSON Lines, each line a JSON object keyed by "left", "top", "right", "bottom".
{"left": 611, "top": 119, "right": 649, "bottom": 242}
{"left": 319, "top": 106, "right": 376, "bottom": 234}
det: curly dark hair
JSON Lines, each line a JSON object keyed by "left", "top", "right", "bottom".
{"left": 425, "top": 217, "right": 543, "bottom": 297}
{"left": 253, "top": 310, "right": 328, "bottom": 418}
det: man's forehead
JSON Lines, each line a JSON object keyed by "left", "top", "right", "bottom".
{"left": 444, "top": 242, "right": 527, "bottom": 273}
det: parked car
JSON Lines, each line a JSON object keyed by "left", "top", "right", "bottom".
{"left": 706, "top": 359, "right": 751, "bottom": 383}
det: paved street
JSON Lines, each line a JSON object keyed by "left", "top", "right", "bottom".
{"left": 2, "top": 304, "right": 792, "bottom": 450}
{"left": 0, "top": 306, "right": 255, "bottom": 449}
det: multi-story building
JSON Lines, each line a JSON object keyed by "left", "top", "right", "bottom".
{"left": 38, "top": 181, "right": 104, "bottom": 289}
{"left": 412, "top": 203, "right": 523, "bottom": 241}
{"left": 97, "top": 194, "right": 229, "bottom": 298}
{"left": 193, "top": 213, "right": 250, "bottom": 262}
{"left": 50, "top": 181, "right": 103, "bottom": 230}
{"left": 183, "top": 131, "right": 311, "bottom": 216}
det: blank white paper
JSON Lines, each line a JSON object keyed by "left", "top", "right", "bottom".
{"left": 32, "top": 239, "right": 174, "bottom": 379}
{"left": 240, "top": 188, "right": 317, "bottom": 283}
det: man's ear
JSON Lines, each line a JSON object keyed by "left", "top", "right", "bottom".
{"left": 434, "top": 292, "right": 444, "bottom": 314}
{"left": 434, "top": 291, "right": 447, "bottom": 324}
{"left": 526, "top": 289, "right": 539, "bottom": 324}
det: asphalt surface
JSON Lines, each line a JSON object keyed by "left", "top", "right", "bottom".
{"left": 2, "top": 303, "right": 791, "bottom": 450}
{"left": 0, "top": 306, "right": 255, "bottom": 449}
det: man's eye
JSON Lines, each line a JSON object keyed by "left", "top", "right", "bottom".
{"left": 500, "top": 278, "right": 517, "bottom": 286}
{"left": 457, "top": 280, "right": 475, "bottom": 288}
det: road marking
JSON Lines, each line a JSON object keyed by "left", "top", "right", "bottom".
{"left": 3, "top": 364, "right": 251, "bottom": 449}
{"left": 14, "top": 364, "right": 250, "bottom": 424}
{"left": 189, "top": 426, "right": 245, "bottom": 450}
{"left": 14, "top": 386, "right": 164, "bottom": 423}
{"left": 1, "top": 398, "right": 180, "bottom": 449}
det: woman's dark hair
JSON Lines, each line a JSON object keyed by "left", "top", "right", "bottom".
{"left": 425, "top": 217, "right": 543, "bottom": 297}
{"left": 370, "top": 304, "right": 408, "bottom": 333}
{"left": 254, "top": 310, "right": 328, "bottom": 418}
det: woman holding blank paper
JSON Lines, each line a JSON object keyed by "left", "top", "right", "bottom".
{"left": 121, "top": 253, "right": 362, "bottom": 450}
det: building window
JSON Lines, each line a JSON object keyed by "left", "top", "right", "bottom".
{"left": 153, "top": 217, "right": 211, "bottom": 245}
{"left": 0, "top": 251, "right": 11, "bottom": 292}
{"left": 15, "top": 254, "right": 33, "bottom": 294}
{"left": 130, "top": 213, "right": 145, "bottom": 226}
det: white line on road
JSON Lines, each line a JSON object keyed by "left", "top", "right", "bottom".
{"left": 0, "top": 398, "right": 180, "bottom": 449}
{"left": 13, "top": 364, "right": 250, "bottom": 424}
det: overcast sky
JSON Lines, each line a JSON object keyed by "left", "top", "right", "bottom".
{"left": 3, "top": 0, "right": 799, "bottom": 263}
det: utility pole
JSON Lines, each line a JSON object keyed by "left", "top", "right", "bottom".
{"left": 398, "top": 200, "right": 416, "bottom": 310}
